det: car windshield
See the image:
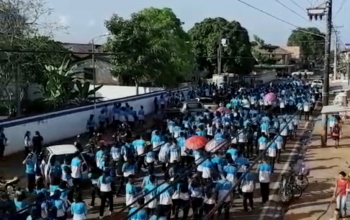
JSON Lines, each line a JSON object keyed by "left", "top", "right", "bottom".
{"left": 313, "top": 80, "right": 322, "bottom": 83}
{"left": 187, "top": 103, "right": 204, "bottom": 109}
{"left": 49, "top": 153, "right": 84, "bottom": 165}
{"left": 199, "top": 98, "right": 213, "bottom": 104}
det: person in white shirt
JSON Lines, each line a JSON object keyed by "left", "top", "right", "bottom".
{"left": 279, "top": 97, "right": 285, "bottom": 115}
{"left": 257, "top": 160, "right": 271, "bottom": 204}
{"left": 303, "top": 100, "right": 310, "bottom": 121}
{"left": 24, "top": 131, "right": 31, "bottom": 158}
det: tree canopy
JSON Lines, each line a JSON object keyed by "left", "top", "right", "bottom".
{"left": 188, "top": 17, "right": 255, "bottom": 75}
{"left": 287, "top": 27, "right": 325, "bottom": 63}
{"left": 105, "top": 7, "right": 193, "bottom": 89}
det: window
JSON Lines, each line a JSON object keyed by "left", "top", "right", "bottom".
{"left": 187, "top": 103, "right": 203, "bottom": 109}
{"left": 199, "top": 98, "right": 213, "bottom": 104}
{"left": 84, "top": 67, "right": 94, "bottom": 80}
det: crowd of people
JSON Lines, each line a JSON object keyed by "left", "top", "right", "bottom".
{"left": 0, "top": 79, "right": 322, "bottom": 220}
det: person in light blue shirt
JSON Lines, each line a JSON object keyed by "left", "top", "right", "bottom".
{"left": 214, "top": 130, "right": 224, "bottom": 141}
{"left": 173, "top": 123, "right": 182, "bottom": 138}
{"left": 258, "top": 134, "right": 268, "bottom": 161}
{"left": 257, "top": 160, "right": 272, "bottom": 204}
{"left": 138, "top": 106, "right": 145, "bottom": 126}
{"left": 133, "top": 135, "right": 146, "bottom": 173}
{"left": 202, "top": 157, "right": 215, "bottom": 180}
{"left": 241, "top": 171, "right": 254, "bottom": 211}
{"left": 128, "top": 198, "right": 148, "bottom": 220}
{"left": 49, "top": 177, "right": 60, "bottom": 196}
{"left": 167, "top": 119, "right": 175, "bottom": 135}
{"left": 267, "top": 141, "right": 277, "bottom": 173}
{"left": 122, "top": 159, "right": 137, "bottom": 178}
{"left": 224, "top": 156, "right": 238, "bottom": 185}
{"left": 226, "top": 145, "right": 238, "bottom": 162}
{"left": 51, "top": 190, "right": 67, "bottom": 219}
{"left": 71, "top": 152, "right": 83, "bottom": 188}
{"left": 236, "top": 151, "right": 249, "bottom": 180}
{"left": 97, "top": 169, "right": 114, "bottom": 218}
{"left": 71, "top": 193, "right": 88, "bottom": 220}
{"left": 260, "top": 122, "right": 269, "bottom": 135}
{"left": 98, "top": 109, "right": 106, "bottom": 133}
{"left": 23, "top": 152, "right": 36, "bottom": 192}
{"left": 212, "top": 152, "right": 227, "bottom": 174}
{"left": 158, "top": 142, "right": 170, "bottom": 172}
{"left": 189, "top": 176, "right": 203, "bottom": 220}
{"left": 157, "top": 174, "right": 173, "bottom": 220}
{"left": 215, "top": 177, "right": 233, "bottom": 218}
{"left": 96, "top": 147, "right": 105, "bottom": 171}
{"left": 169, "top": 139, "right": 181, "bottom": 164}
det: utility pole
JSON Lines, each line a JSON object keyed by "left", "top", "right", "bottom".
{"left": 333, "top": 31, "right": 338, "bottom": 81}
{"left": 333, "top": 26, "right": 343, "bottom": 81}
{"left": 217, "top": 41, "right": 222, "bottom": 75}
{"left": 307, "top": 0, "right": 332, "bottom": 147}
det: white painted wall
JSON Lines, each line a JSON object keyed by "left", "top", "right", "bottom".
{"left": 0, "top": 88, "right": 188, "bottom": 156}
{"left": 91, "top": 85, "right": 164, "bottom": 100}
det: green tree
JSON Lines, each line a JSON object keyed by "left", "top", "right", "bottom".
{"left": 40, "top": 59, "right": 103, "bottom": 108}
{"left": 0, "top": 0, "right": 67, "bottom": 116}
{"left": 105, "top": 7, "right": 192, "bottom": 93}
{"left": 287, "top": 27, "right": 325, "bottom": 63}
{"left": 188, "top": 17, "right": 254, "bottom": 75}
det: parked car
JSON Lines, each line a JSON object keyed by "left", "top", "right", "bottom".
{"left": 311, "top": 79, "right": 323, "bottom": 88}
{"left": 42, "top": 144, "right": 89, "bottom": 184}
{"left": 164, "top": 101, "right": 207, "bottom": 115}
{"left": 195, "top": 97, "right": 218, "bottom": 111}
{"left": 291, "top": 69, "right": 314, "bottom": 76}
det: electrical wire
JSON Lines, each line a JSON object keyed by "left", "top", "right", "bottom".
{"left": 125, "top": 102, "right": 285, "bottom": 219}
{"left": 289, "top": 0, "right": 307, "bottom": 12}
{"left": 202, "top": 111, "right": 298, "bottom": 220}
{"left": 275, "top": 0, "right": 311, "bottom": 22}
{"left": 333, "top": 0, "right": 346, "bottom": 18}
{"left": 237, "top": 0, "right": 326, "bottom": 39}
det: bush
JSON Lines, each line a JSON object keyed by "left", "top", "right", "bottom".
{"left": 22, "top": 99, "right": 54, "bottom": 115}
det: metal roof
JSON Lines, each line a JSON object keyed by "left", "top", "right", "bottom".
{"left": 321, "top": 105, "right": 350, "bottom": 114}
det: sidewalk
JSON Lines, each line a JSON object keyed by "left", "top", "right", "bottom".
{"left": 284, "top": 122, "right": 350, "bottom": 220}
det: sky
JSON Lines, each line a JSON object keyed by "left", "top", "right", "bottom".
{"left": 47, "top": 0, "right": 349, "bottom": 48}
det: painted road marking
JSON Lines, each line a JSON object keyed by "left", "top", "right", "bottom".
{"left": 258, "top": 121, "right": 311, "bottom": 220}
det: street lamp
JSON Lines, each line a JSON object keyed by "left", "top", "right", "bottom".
{"left": 217, "top": 38, "right": 228, "bottom": 75}
{"left": 89, "top": 32, "right": 110, "bottom": 116}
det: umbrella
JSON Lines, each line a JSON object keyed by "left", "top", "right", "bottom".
{"left": 216, "top": 107, "right": 231, "bottom": 114}
{"left": 185, "top": 135, "right": 208, "bottom": 150}
{"left": 264, "top": 92, "right": 276, "bottom": 103}
{"left": 205, "top": 139, "right": 229, "bottom": 152}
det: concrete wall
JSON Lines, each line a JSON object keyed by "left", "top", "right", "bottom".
{"left": 0, "top": 88, "right": 188, "bottom": 156}
{"left": 91, "top": 85, "right": 164, "bottom": 100}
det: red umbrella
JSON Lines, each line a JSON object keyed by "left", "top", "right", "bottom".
{"left": 216, "top": 107, "right": 231, "bottom": 114}
{"left": 185, "top": 135, "right": 208, "bottom": 150}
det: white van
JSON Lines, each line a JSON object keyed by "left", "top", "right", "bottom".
{"left": 42, "top": 144, "right": 89, "bottom": 184}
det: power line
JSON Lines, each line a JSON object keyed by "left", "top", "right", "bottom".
{"left": 275, "top": 0, "right": 310, "bottom": 22}
{"left": 333, "top": 0, "right": 346, "bottom": 18}
{"left": 237, "top": 0, "right": 325, "bottom": 39}
{"left": 290, "top": 0, "right": 307, "bottom": 12}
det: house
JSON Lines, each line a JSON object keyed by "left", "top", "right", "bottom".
{"left": 61, "top": 43, "right": 120, "bottom": 85}
{"left": 258, "top": 46, "right": 293, "bottom": 65}
{"left": 253, "top": 45, "right": 297, "bottom": 74}
{"left": 281, "top": 46, "right": 301, "bottom": 60}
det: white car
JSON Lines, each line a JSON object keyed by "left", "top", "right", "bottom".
{"left": 311, "top": 80, "right": 323, "bottom": 88}
{"left": 42, "top": 144, "right": 89, "bottom": 184}
{"left": 291, "top": 69, "right": 314, "bottom": 76}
